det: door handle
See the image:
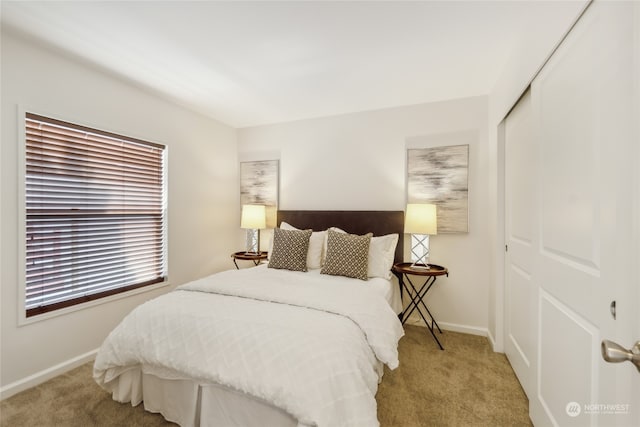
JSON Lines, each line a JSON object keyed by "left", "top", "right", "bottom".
{"left": 601, "top": 339, "right": 640, "bottom": 372}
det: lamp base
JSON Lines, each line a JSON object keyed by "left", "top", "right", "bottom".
{"left": 410, "top": 234, "right": 431, "bottom": 266}
{"left": 409, "top": 262, "right": 431, "bottom": 270}
{"left": 245, "top": 229, "right": 260, "bottom": 254}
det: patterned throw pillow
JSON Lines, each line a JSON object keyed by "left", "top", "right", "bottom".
{"left": 268, "top": 228, "right": 313, "bottom": 272}
{"left": 321, "top": 229, "right": 372, "bottom": 280}
{"left": 280, "top": 222, "right": 326, "bottom": 269}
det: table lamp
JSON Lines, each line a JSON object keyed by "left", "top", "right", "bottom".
{"left": 404, "top": 203, "right": 438, "bottom": 269}
{"left": 241, "top": 204, "right": 266, "bottom": 254}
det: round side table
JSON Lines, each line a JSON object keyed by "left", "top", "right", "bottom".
{"left": 392, "top": 262, "right": 448, "bottom": 350}
{"left": 231, "top": 251, "right": 268, "bottom": 269}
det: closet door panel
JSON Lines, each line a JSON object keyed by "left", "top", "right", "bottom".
{"left": 504, "top": 90, "right": 537, "bottom": 398}
{"left": 530, "top": 2, "right": 635, "bottom": 426}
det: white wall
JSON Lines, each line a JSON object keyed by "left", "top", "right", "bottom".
{"left": 238, "top": 96, "right": 490, "bottom": 334}
{"left": 486, "top": 1, "right": 589, "bottom": 350}
{"left": 0, "top": 31, "right": 238, "bottom": 395}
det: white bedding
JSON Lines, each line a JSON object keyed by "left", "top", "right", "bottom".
{"left": 94, "top": 266, "right": 404, "bottom": 427}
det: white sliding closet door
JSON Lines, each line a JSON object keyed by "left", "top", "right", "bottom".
{"left": 504, "top": 90, "right": 537, "bottom": 399}
{"left": 504, "top": 1, "right": 639, "bottom": 426}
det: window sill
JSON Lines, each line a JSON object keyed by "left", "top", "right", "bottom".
{"left": 18, "top": 280, "right": 171, "bottom": 327}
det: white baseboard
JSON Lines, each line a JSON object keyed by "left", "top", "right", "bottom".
{"left": 0, "top": 349, "right": 98, "bottom": 400}
{"left": 404, "top": 316, "right": 488, "bottom": 337}
{"left": 487, "top": 329, "right": 498, "bottom": 351}
{"left": 437, "top": 321, "right": 488, "bottom": 337}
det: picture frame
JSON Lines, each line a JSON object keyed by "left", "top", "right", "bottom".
{"left": 240, "top": 160, "right": 279, "bottom": 228}
{"left": 407, "top": 144, "right": 469, "bottom": 233}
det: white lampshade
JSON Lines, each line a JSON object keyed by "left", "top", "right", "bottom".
{"left": 404, "top": 203, "right": 438, "bottom": 235}
{"left": 241, "top": 204, "right": 266, "bottom": 229}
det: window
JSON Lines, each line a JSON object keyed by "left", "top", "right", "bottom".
{"left": 24, "top": 113, "right": 166, "bottom": 318}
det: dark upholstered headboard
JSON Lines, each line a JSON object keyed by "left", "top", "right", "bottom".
{"left": 277, "top": 210, "right": 404, "bottom": 264}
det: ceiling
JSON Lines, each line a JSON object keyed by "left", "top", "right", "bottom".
{"left": 1, "top": 1, "right": 580, "bottom": 128}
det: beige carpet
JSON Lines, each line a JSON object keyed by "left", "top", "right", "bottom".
{"left": 1, "top": 325, "right": 531, "bottom": 426}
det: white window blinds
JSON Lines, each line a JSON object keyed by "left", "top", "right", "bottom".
{"left": 25, "top": 112, "right": 166, "bottom": 317}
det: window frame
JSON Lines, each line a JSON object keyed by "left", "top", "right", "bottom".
{"left": 17, "top": 107, "right": 169, "bottom": 325}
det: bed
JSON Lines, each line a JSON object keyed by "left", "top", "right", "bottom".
{"left": 93, "top": 210, "right": 405, "bottom": 427}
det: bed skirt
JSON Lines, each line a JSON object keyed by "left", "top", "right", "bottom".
{"left": 109, "top": 366, "right": 300, "bottom": 427}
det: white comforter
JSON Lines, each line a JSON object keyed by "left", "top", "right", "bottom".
{"left": 94, "top": 266, "right": 404, "bottom": 427}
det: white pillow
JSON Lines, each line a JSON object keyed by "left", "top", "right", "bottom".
{"left": 280, "top": 222, "right": 326, "bottom": 269}
{"left": 368, "top": 233, "right": 399, "bottom": 279}
{"left": 328, "top": 227, "right": 398, "bottom": 279}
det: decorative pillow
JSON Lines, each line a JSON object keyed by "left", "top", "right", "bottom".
{"left": 321, "top": 229, "right": 372, "bottom": 280}
{"left": 367, "top": 233, "right": 399, "bottom": 279}
{"left": 323, "top": 226, "right": 346, "bottom": 258}
{"left": 280, "top": 222, "right": 326, "bottom": 269}
{"left": 268, "top": 228, "right": 312, "bottom": 272}
{"left": 327, "top": 227, "right": 398, "bottom": 279}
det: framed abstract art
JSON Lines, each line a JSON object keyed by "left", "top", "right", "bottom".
{"left": 240, "top": 160, "right": 279, "bottom": 228}
{"left": 407, "top": 145, "right": 469, "bottom": 233}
